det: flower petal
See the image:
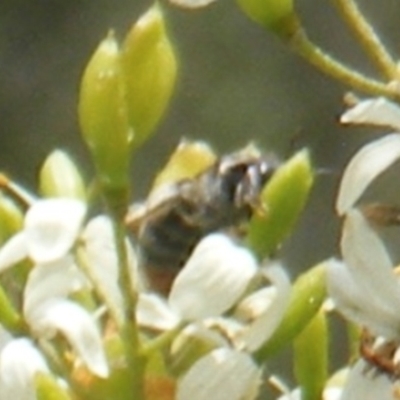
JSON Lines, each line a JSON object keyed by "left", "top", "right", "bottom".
{"left": 23, "top": 255, "right": 88, "bottom": 318}
{"left": 0, "top": 232, "right": 28, "bottom": 272}
{"left": 169, "top": 234, "right": 258, "bottom": 320}
{"left": 0, "top": 338, "right": 49, "bottom": 400}
{"left": 24, "top": 199, "right": 86, "bottom": 263}
{"left": 168, "top": 0, "right": 219, "bottom": 9}
{"left": 327, "top": 259, "right": 400, "bottom": 338}
{"left": 177, "top": 348, "right": 261, "bottom": 400}
{"left": 336, "top": 133, "right": 400, "bottom": 215}
{"left": 82, "top": 215, "right": 141, "bottom": 322}
{"left": 341, "top": 210, "right": 400, "bottom": 325}
{"left": 341, "top": 97, "right": 400, "bottom": 130}
{"left": 30, "top": 299, "right": 108, "bottom": 378}
{"left": 137, "top": 293, "right": 180, "bottom": 330}
{"left": 339, "top": 360, "right": 394, "bottom": 400}
{"left": 240, "top": 263, "right": 291, "bottom": 351}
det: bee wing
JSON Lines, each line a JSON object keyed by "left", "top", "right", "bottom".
{"left": 125, "top": 181, "right": 185, "bottom": 232}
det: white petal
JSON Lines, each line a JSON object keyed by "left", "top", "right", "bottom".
{"left": 136, "top": 293, "right": 180, "bottom": 330}
{"left": 25, "top": 199, "right": 86, "bottom": 263}
{"left": 169, "top": 0, "right": 218, "bottom": 9}
{"left": 82, "top": 215, "right": 141, "bottom": 321}
{"left": 23, "top": 255, "right": 88, "bottom": 318}
{"left": 240, "top": 264, "right": 291, "bottom": 351}
{"left": 169, "top": 234, "right": 257, "bottom": 320}
{"left": 0, "top": 338, "right": 49, "bottom": 400}
{"left": 327, "top": 259, "right": 400, "bottom": 338}
{"left": 177, "top": 348, "right": 261, "bottom": 400}
{"left": 339, "top": 360, "right": 394, "bottom": 400}
{"left": 341, "top": 209, "right": 400, "bottom": 330}
{"left": 0, "top": 232, "right": 28, "bottom": 272}
{"left": 277, "top": 388, "right": 301, "bottom": 400}
{"left": 336, "top": 133, "right": 400, "bottom": 215}
{"left": 341, "top": 97, "right": 400, "bottom": 130}
{"left": 30, "top": 299, "right": 108, "bottom": 378}
{"left": 82, "top": 216, "right": 123, "bottom": 316}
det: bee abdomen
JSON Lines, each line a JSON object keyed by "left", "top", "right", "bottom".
{"left": 138, "top": 204, "right": 203, "bottom": 271}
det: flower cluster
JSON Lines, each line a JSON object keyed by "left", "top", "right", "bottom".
{"left": 327, "top": 97, "right": 400, "bottom": 400}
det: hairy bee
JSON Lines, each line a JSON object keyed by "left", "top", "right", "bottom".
{"left": 126, "top": 142, "right": 279, "bottom": 293}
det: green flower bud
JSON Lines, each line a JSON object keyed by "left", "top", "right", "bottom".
{"left": 0, "top": 284, "right": 23, "bottom": 332}
{"left": 0, "top": 195, "right": 23, "bottom": 244}
{"left": 35, "top": 372, "right": 71, "bottom": 400}
{"left": 121, "top": 4, "right": 177, "bottom": 146}
{"left": 78, "top": 32, "right": 132, "bottom": 189}
{"left": 236, "top": 0, "right": 300, "bottom": 38}
{"left": 246, "top": 149, "right": 314, "bottom": 259}
{"left": 255, "top": 262, "right": 326, "bottom": 361}
{"left": 294, "top": 309, "right": 328, "bottom": 400}
{"left": 151, "top": 140, "right": 216, "bottom": 191}
{"left": 39, "top": 150, "right": 86, "bottom": 200}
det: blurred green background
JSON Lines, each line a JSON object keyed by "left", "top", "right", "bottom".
{"left": 1, "top": 0, "right": 400, "bottom": 275}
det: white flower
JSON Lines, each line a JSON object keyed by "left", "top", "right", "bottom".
{"left": 0, "top": 338, "right": 50, "bottom": 400}
{"left": 136, "top": 233, "right": 290, "bottom": 351}
{"left": 327, "top": 210, "right": 400, "bottom": 399}
{"left": 338, "top": 360, "right": 396, "bottom": 400}
{"left": 0, "top": 198, "right": 110, "bottom": 388}
{"left": 168, "top": 234, "right": 258, "bottom": 320}
{"left": 0, "top": 198, "right": 86, "bottom": 269}
{"left": 341, "top": 97, "right": 400, "bottom": 130}
{"left": 336, "top": 133, "right": 400, "bottom": 215}
{"left": 81, "top": 215, "right": 140, "bottom": 324}
{"left": 177, "top": 348, "right": 261, "bottom": 400}
{"left": 337, "top": 97, "right": 400, "bottom": 214}
{"left": 328, "top": 209, "right": 400, "bottom": 339}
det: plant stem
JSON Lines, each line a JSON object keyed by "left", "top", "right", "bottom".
{"left": 105, "top": 185, "right": 146, "bottom": 400}
{"left": 289, "top": 29, "right": 400, "bottom": 102}
{"left": 332, "top": 0, "right": 398, "bottom": 80}
{"left": 112, "top": 217, "right": 146, "bottom": 400}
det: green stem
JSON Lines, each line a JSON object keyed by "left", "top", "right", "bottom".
{"left": 104, "top": 184, "right": 146, "bottom": 400}
{"left": 332, "top": 0, "right": 398, "bottom": 80}
{"left": 112, "top": 217, "right": 146, "bottom": 400}
{"left": 289, "top": 29, "right": 400, "bottom": 101}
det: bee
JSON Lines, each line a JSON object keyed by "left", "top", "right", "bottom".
{"left": 126, "top": 142, "right": 279, "bottom": 294}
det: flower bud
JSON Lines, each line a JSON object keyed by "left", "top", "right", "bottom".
{"left": 294, "top": 309, "right": 328, "bottom": 400}
{"left": 34, "top": 371, "right": 71, "bottom": 400}
{"left": 78, "top": 32, "right": 132, "bottom": 188}
{"left": 121, "top": 5, "right": 177, "bottom": 146}
{"left": 39, "top": 150, "right": 86, "bottom": 200}
{"left": 255, "top": 263, "right": 326, "bottom": 360}
{"left": 247, "top": 149, "right": 314, "bottom": 259}
{"left": 236, "top": 0, "right": 300, "bottom": 38}
{"left": 0, "top": 285, "right": 22, "bottom": 332}
{"left": 151, "top": 140, "right": 216, "bottom": 191}
{"left": 0, "top": 195, "right": 23, "bottom": 245}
